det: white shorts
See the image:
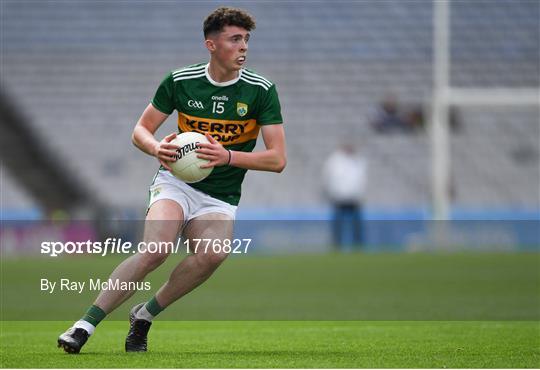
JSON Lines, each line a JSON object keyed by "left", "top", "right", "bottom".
{"left": 147, "top": 170, "right": 237, "bottom": 222}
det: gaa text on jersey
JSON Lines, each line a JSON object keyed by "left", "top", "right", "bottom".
{"left": 188, "top": 100, "right": 205, "bottom": 109}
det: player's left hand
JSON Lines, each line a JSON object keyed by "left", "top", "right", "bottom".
{"left": 196, "top": 133, "right": 230, "bottom": 168}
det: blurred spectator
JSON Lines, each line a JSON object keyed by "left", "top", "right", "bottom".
{"left": 449, "top": 106, "right": 463, "bottom": 133}
{"left": 322, "top": 143, "right": 368, "bottom": 251}
{"left": 406, "top": 105, "right": 463, "bottom": 133}
{"left": 369, "top": 94, "right": 463, "bottom": 134}
{"left": 368, "top": 94, "right": 409, "bottom": 133}
{"left": 403, "top": 104, "right": 425, "bottom": 132}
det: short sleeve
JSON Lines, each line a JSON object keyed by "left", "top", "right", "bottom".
{"left": 150, "top": 72, "right": 175, "bottom": 115}
{"left": 257, "top": 84, "right": 283, "bottom": 125}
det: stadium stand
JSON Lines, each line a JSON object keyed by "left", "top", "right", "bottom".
{"left": 1, "top": 1, "right": 538, "bottom": 216}
{"left": 0, "top": 89, "right": 101, "bottom": 216}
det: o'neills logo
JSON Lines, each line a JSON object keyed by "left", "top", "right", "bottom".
{"left": 175, "top": 142, "right": 199, "bottom": 160}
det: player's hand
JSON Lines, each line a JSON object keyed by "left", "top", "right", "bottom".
{"left": 153, "top": 132, "right": 179, "bottom": 171}
{"left": 196, "top": 133, "right": 230, "bottom": 168}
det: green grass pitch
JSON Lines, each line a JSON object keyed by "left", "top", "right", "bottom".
{"left": 1, "top": 253, "right": 539, "bottom": 367}
{"left": 1, "top": 321, "right": 539, "bottom": 368}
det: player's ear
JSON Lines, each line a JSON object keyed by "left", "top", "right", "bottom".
{"left": 205, "top": 39, "right": 216, "bottom": 52}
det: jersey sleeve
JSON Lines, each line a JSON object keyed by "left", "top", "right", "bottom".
{"left": 257, "top": 84, "right": 283, "bottom": 125}
{"left": 150, "top": 72, "right": 175, "bottom": 115}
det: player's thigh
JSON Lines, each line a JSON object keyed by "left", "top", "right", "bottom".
{"left": 144, "top": 199, "right": 185, "bottom": 244}
{"left": 183, "top": 212, "right": 234, "bottom": 256}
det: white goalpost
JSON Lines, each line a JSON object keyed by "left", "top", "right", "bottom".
{"left": 431, "top": 0, "right": 540, "bottom": 220}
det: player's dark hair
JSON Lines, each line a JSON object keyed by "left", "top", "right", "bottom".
{"left": 203, "top": 7, "right": 256, "bottom": 38}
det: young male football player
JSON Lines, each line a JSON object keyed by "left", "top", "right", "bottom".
{"left": 58, "top": 7, "right": 286, "bottom": 354}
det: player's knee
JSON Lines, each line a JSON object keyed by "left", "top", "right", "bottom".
{"left": 197, "top": 250, "right": 229, "bottom": 269}
{"left": 137, "top": 251, "right": 169, "bottom": 272}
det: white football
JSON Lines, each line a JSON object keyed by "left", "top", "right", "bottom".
{"left": 168, "top": 132, "right": 213, "bottom": 183}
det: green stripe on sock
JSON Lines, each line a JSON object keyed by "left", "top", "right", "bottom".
{"left": 81, "top": 305, "right": 106, "bottom": 326}
{"left": 145, "top": 296, "right": 164, "bottom": 317}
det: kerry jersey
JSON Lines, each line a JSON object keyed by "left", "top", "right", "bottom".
{"left": 151, "top": 63, "right": 283, "bottom": 205}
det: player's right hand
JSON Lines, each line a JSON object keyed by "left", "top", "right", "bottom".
{"left": 153, "top": 132, "right": 179, "bottom": 171}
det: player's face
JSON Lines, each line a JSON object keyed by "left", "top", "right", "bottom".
{"left": 207, "top": 26, "right": 250, "bottom": 72}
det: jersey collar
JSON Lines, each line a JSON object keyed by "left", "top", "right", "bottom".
{"left": 205, "top": 63, "right": 243, "bottom": 87}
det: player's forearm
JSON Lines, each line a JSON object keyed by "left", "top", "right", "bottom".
{"left": 132, "top": 124, "right": 159, "bottom": 157}
{"left": 230, "top": 149, "right": 286, "bottom": 173}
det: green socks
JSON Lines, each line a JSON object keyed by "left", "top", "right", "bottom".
{"left": 135, "top": 296, "right": 164, "bottom": 321}
{"left": 146, "top": 296, "right": 164, "bottom": 316}
{"left": 79, "top": 297, "right": 162, "bottom": 328}
{"left": 81, "top": 305, "right": 106, "bottom": 327}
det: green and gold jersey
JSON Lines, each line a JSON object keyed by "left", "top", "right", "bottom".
{"left": 151, "top": 63, "right": 283, "bottom": 206}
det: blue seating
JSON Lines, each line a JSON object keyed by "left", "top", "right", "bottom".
{"left": 2, "top": 1, "right": 538, "bottom": 213}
